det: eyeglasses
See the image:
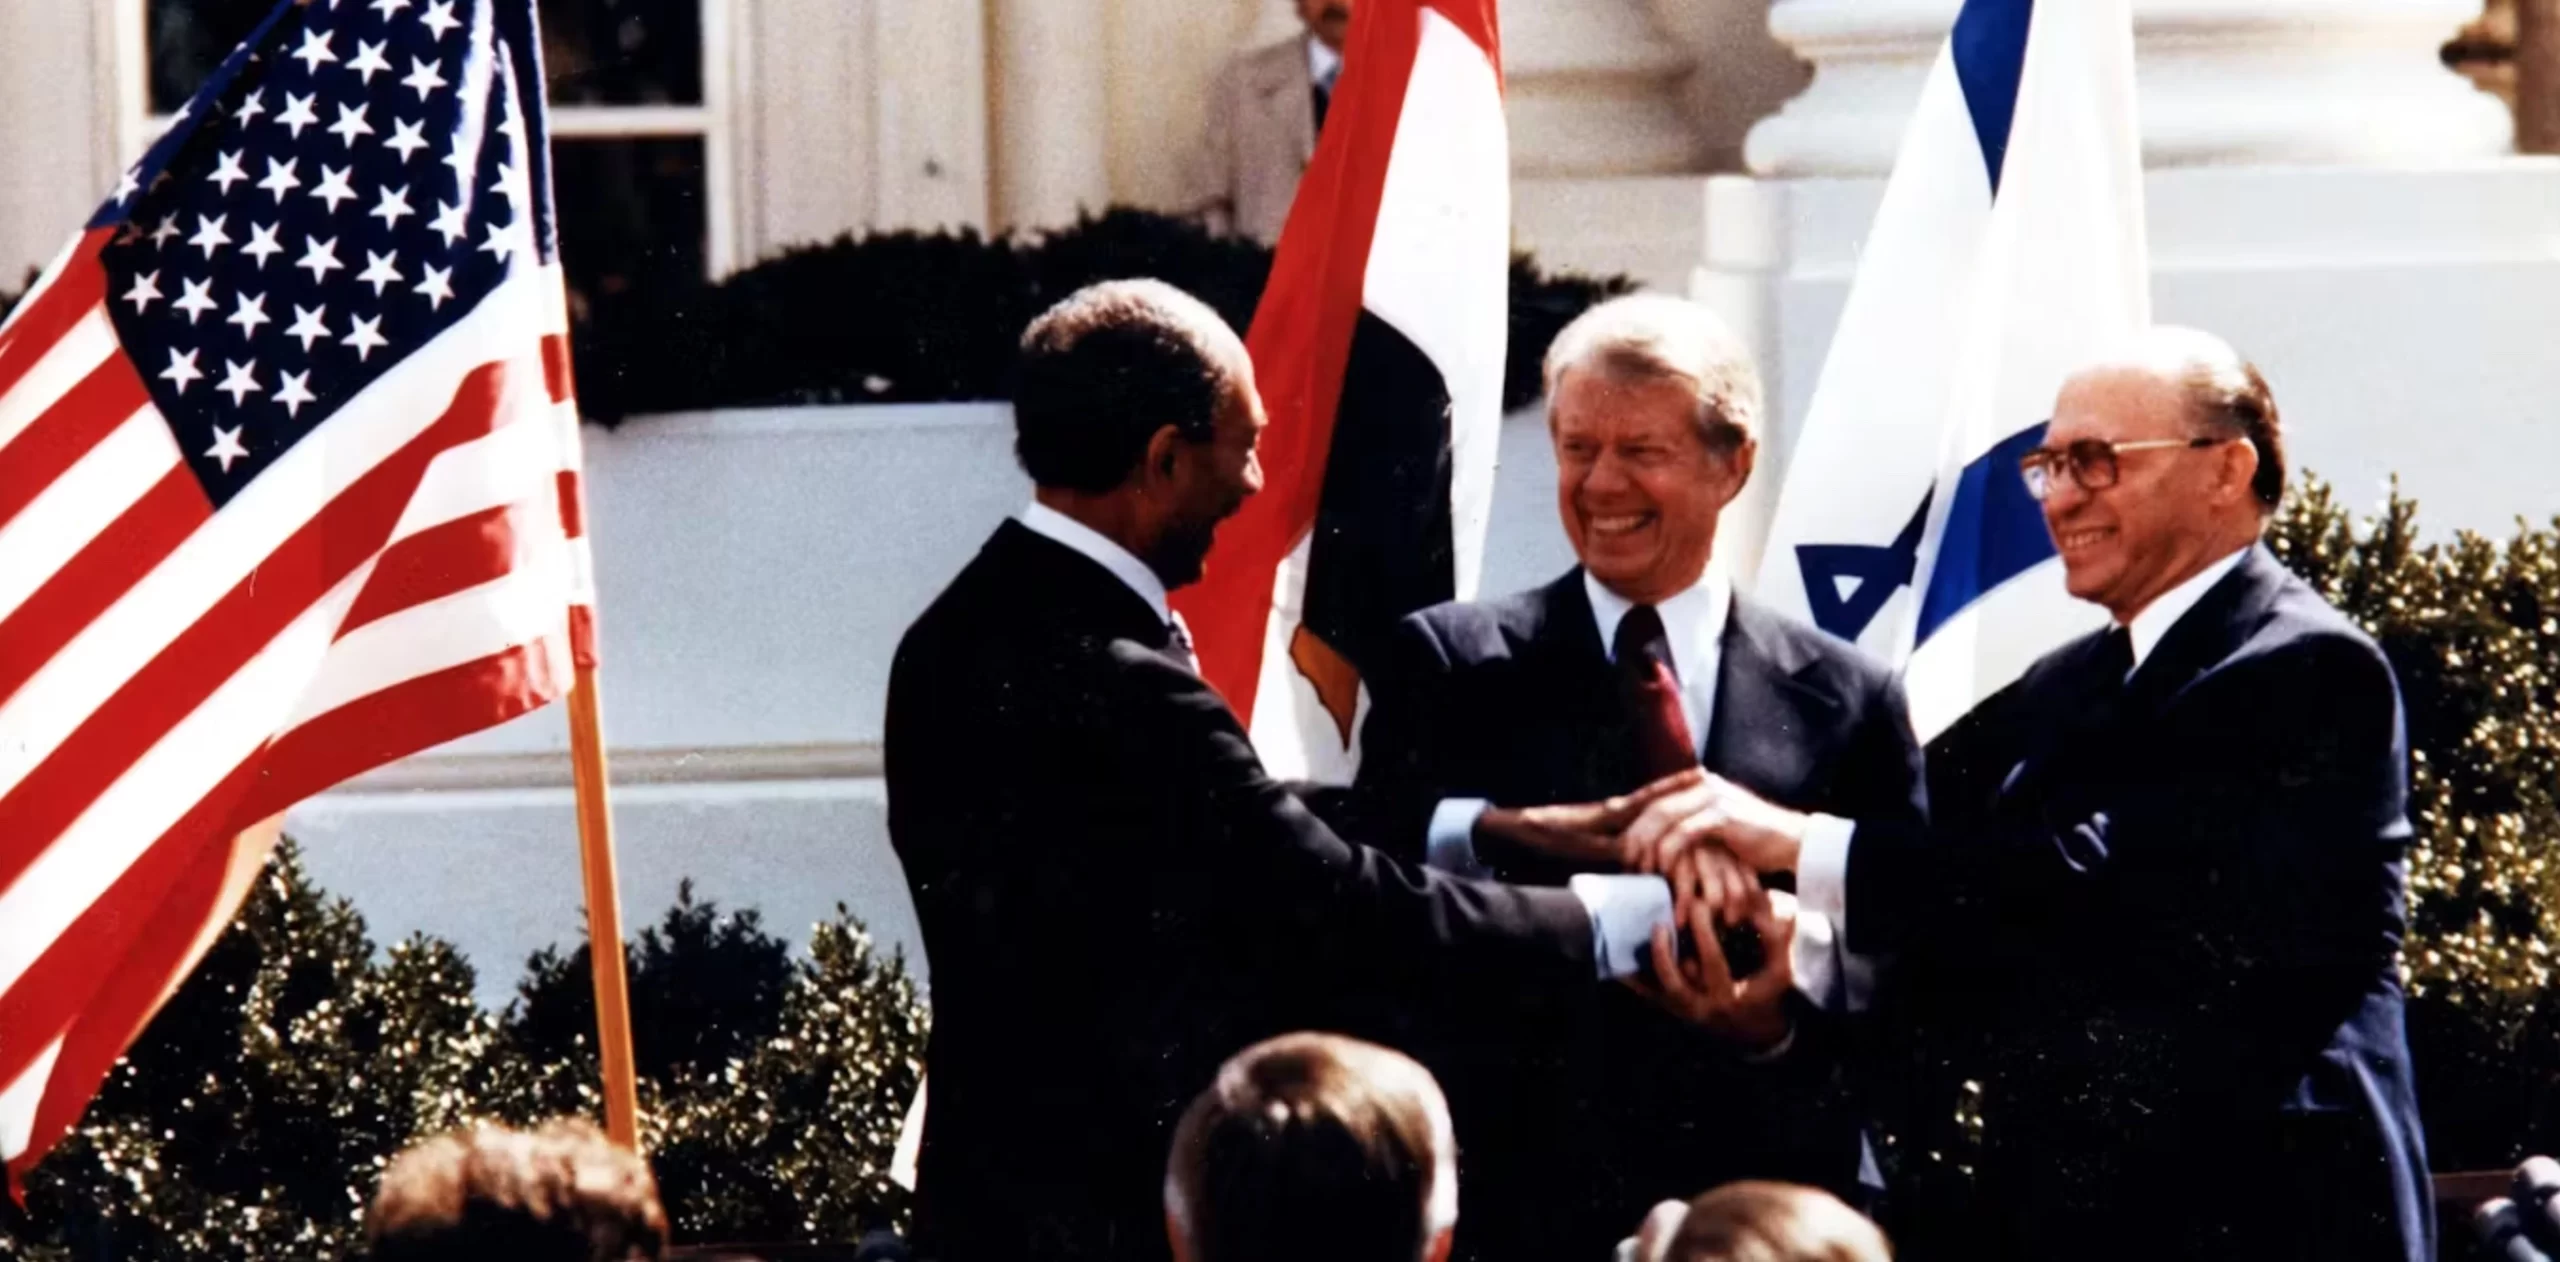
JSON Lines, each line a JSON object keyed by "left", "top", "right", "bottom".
{"left": 2019, "top": 437, "right": 2228, "bottom": 501}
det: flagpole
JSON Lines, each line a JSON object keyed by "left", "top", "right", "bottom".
{"left": 567, "top": 662, "right": 643, "bottom": 1150}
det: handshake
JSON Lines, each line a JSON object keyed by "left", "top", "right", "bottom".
{"left": 1476, "top": 768, "right": 1821, "bottom": 1052}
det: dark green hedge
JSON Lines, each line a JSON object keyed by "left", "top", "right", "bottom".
{"left": 5, "top": 846, "right": 926, "bottom": 1259}
{"left": 566, "top": 208, "right": 1632, "bottom": 423}
{"left": 5, "top": 211, "right": 1631, "bottom": 424}
{"left": 2268, "top": 480, "right": 2560, "bottom": 1172}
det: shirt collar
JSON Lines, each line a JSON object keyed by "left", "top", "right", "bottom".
{"left": 1306, "top": 35, "right": 1342, "bottom": 89}
{"left": 1018, "top": 502, "right": 1172, "bottom": 624}
{"left": 1584, "top": 565, "right": 1733, "bottom": 685}
{"left": 2123, "top": 545, "right": 2252, "bottom": 670}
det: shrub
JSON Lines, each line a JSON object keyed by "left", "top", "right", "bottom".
{"left": 2, "top": 215, "right": 1630, "bottom": 424}
{"left": 6, "top": 843, "right": 505, "bottom": 1259}
{"left": 570, "top": 207, "right": 1631, "bottom": 422}
{"left": 2268, "top": 477, "right": 2560, "bottom": 1170}
{"left": 0, "top": 846, "right": 927, "bottom": 1258}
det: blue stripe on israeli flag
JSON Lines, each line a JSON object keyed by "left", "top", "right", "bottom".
{"left": 1952, "top": 0, "right": 2033, "bottom": 192}
{"left": 1756, "top": 0, "right": 2147, "bottom": 739}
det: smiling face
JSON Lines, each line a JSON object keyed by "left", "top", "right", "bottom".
{"left": 1147, "top": 356, "right": 1267, "bottom": 589}
{"left": 2041, "top": 365, "right": 2259, "bottom": 622}
{"left": 1550, "top": 367, "right": 1752, "bottom": 606}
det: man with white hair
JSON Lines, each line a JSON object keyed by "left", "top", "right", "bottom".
{"left": 1342, "top": 294, "right": 1927, "bottom": 1262}
{"left": 1622, "top": 327, "right": 2433, "bottom": 1259}
{"left": 1164, "top": 1033, "right": 1459, "bottom": 1262}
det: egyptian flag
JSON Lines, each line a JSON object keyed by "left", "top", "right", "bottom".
{"left": 1171, "top": 0, "right": 1508, "bottom": 783}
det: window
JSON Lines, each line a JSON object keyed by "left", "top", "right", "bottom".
{"left": 125, "top": 0, "right": 736, "bottom": 332}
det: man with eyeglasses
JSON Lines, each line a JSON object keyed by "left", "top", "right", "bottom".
{"left": 1617, "top": 327, "right": 2432, "bottom": 1261}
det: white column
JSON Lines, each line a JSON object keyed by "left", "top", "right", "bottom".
{"left": 872, "top": 0, "right": 991, "bottom": 233}
{"left": 1499, "top": 0, "right": 1703, "bottom": 177}
{"left": 1502, "top": 0, "right": 1726, "bottom": 292}
{"left": 988, "top": 0, "right": 1115, "bottom": 231}
{"left": 1747, "top": 0, "right": 2513, "bottom": 177}
{"left": 0, "top": 4, "right": 114, "bottom": 282}
{"left": 735, "top": 0, "right": 988, "bottom": 257}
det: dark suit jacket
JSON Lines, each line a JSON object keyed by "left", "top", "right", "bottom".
{"left": 1859, "top": 545, "right": 2431, "bottom": 1261}
{"left": 885, "top": 521, "right": 1602, "bottom": 1262}
{"left": 1341, "top": 570, "right": 1927, "bottom": 1262}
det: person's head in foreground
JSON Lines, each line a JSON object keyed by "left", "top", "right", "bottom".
{"left": 1165, "top": 1032, "right": 1459, "bottom": 1262}
{"left": 1541, "top": 293, "right": 1764, "bottom": 606}
{"left": 366, "top": 1118, "right": 667, "bottom": 1262}
{"left": 1013, "top": 278, "right": 1266, "bottom": 590}
{"left": 2030, "top": 325, "right": 2286, "bottom": 623}
{"left": 1628, "top": 1181, "right": 1890, "bottom": 1262}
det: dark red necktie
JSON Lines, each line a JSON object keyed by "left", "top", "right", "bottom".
{"left": 1614, "top": 604, "right": 1697, "bottom": 778}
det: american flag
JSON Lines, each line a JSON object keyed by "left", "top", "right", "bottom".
{"left": 0, "top": 0, "right": 592, "bottom": 1182}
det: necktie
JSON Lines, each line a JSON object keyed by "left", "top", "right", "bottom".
{"left": 1613, "top": 605, "right": 1697, "bottom": 778}
{"left": 1311, "top": 76, "right": 1333, "bottom": 132}
{"left": 2092, "top": 625, "right": 2135, "bottom": 692}
{"left": 2007, "top": 624, "right": 2134, "bottom": 807}
{"left": 1166, "top": 614, "right": 1199, "bottom": 675}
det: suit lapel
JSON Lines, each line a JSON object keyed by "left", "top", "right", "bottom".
{"left": 2118, "top": 545, "right": 2289, "bottom": 720}
{"left": 1704, "top": 599, "right": 1837, "bottom": 801}
{"left": 1997, "top": 545, "right": 2289, "bottom": 810}
{"left": 1524, "top": 571, "right": 1645, "bottom": 796}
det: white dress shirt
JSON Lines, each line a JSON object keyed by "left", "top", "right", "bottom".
{"left": 1794, "top": 543, "right": 2259, "bottom": 1010}
{"left": 1016, "top": 503, "right": 1672, "bottom": 979}
{"left": 1306, "top": 34, "right": 1342, "bottom": 95}
{"left": 1424, "top": 567, "right": 1733, "bottom": 871}
{"left": 1413, "top": 565, "right": 1782, "bottom": 983}
{"left": 1582, "top": 567, "right": 1733, "bottom": 748}
{"left": 1019, "top": 501, "right": 1171, "bottom": 624}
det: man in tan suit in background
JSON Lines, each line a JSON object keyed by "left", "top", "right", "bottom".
{"left": 1184, "top": 1, "right": 1352, "bottom": 243}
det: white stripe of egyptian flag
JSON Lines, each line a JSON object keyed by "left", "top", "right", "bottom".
{"left": 1172, "top": 0, "right": 1509, "bottom": 784}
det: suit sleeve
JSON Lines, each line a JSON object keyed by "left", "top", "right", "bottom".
{"left": 1793, "top": 666, "right": 1928, "bottom": 1008}
{"left": 1843, "top": 668, "right": 1930, "bottom": 831}
{"left": 1333, "top": 614, "right": 1462, "bottom": 862}
{"left": 1107, "top": 640, "right": 1599, "bottom": 989}
{"left": 1846, "top": 634, "right": 2410, "bottom": 1058}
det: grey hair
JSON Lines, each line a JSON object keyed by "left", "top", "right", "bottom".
{"left": 1542, "top": 294, "right": 1763, "bottom": 450}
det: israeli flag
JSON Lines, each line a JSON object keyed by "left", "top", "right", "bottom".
{"left": 1756, "top": 0, "right": 2148, "bottom": 740}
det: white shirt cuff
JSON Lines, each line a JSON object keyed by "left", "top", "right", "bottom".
{"left": 1797, "top": 814, "right": 1855, "bottom": 921}
{"left": 1795, "top": 816, "right": 1876, "bottom": 1013}
{"left": 1790, "top": 903, "right": 1842, "bottom": 1012}
{"left": 1569, "top": 874, "right": 1674, "bottom": 980}
{"left": 1426, "top": 798, "right": 1492, "bottom": 877}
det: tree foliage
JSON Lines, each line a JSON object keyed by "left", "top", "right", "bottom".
{"left": 571, "top": 208, "right": 1631, "bottom": 422}
{"left": 1, "top": 848, "right": 925, "bottom": 1259}
{"left": 2269, "top": 477, "right": 2560, "bottom": 1168}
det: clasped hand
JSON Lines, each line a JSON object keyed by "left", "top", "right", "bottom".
{"left": 1479, "top": 768, "right": 1813, "bottom": 1052}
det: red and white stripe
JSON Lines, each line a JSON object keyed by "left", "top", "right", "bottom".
{"left": 0, "top": 239, "right": 593, "bottom": 1182}
{"left": 1172, "top": 0, "right": 1508, "bottom": 782}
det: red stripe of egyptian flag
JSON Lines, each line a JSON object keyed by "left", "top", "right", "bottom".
{"left": 1173, "top": 0, "right": 1502, "bottom": 734}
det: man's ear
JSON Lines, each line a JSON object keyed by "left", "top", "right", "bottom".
{"left": 1142, "top": 423, "right": 1187, "bottom": 489}
{"left": 2220, "top": 434, "right": 2259, "bottom": 505}
{"left": 1725, "top": 435, "right": 1759, "bottom": 493}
